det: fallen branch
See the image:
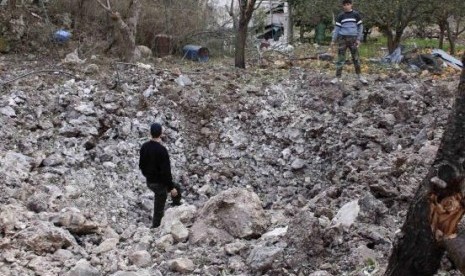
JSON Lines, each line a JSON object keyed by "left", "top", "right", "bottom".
{"left": 0, "top": 69, "right": 78, "bottom": 86}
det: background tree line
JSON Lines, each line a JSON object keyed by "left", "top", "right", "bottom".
{"left": 2, "top": 0, "right": 465, "bottom": 63}
{"left": 289, "top": 0, "right": 465, "bottom": 54}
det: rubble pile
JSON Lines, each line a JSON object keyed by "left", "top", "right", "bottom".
{"left": 0, "top": 54, "right": 460, "bottom": 275}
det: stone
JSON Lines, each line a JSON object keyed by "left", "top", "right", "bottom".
{"left": 190, "top": 188, "right": 269, "bottom": 245}
{"left": 331, "top": 200, "right": 360, "bottom": 229}
{"left": 170, "top": 220, "right": 189, "bottom": 243}
{"left": 67, "top": 259, "right": 100, "bottom": 276}
{"left": 129, "top": 250, "right": 151, "bottom": 268}
{"left": 19, "top": 221, "right": 76, "bottom": 254}
{"left": 246, "top": 246, "right": 283, "bottom": 272}
{"left": 169, "top": 258, "right": 195, "bottom": 273}
{"left": 94, "top": 238, "right": 119, "bottom": 254}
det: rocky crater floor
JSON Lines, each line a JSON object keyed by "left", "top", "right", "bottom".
{"left": 0, "top": 54, "right": 461, "bottom": 275}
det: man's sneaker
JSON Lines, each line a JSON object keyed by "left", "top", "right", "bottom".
{"left": 358, "top": 75, "right": 368, "bottom": 85}
{"left": 330, "top": 77, "right": 341, "bottom": 84}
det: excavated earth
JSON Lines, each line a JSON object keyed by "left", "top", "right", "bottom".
{"left": 0, "top": 53, "right": 462, "bottom": 276}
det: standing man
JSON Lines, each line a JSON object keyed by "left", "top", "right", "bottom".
{"left": 139, "top": 123, "right": 182, "bottom": 228}
{"left": 330, "top": 0, "right": 368, "bottom": 85}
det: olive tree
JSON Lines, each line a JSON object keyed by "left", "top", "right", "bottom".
{"left": 358, "top": 0, "right": 430, "bottom": 53}
{"left": 431, "top": 0, "right": 465, "bottom": 54}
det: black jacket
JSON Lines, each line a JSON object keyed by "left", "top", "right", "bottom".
{"left": 139, "top": 140, "right": 174, "bottom": 190}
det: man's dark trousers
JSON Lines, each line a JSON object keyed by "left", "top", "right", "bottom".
{"left": 147, "top": 182, "right": 182, "bottom": 228}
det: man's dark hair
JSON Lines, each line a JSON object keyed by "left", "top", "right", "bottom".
{"left": 342, "top": 0, "right": 352, "bottom": 4}
{"left": 150, "top": 123, "right": 162, "bottom": 138}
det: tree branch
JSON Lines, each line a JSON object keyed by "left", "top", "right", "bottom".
{"left": 95, "top": 0, "right": 112, "bottom": 14}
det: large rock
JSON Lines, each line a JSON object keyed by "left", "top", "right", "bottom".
{"left": 331, "top": 200, "right": 360, "bottom": 229}
{"left": 18, "top": 221, "right": 76, "bottom": 254}
{"left": 247, "top": 245, "right": 283, "bottom": 273}
{"left": 190, "top": 188, "right": 269, "bottom": 245}
{"left": 0, "top": 151, "right": 34, "bottom": 185}
{"left": 129, "top": 250, "right": 151, "bottom": 268}
{"left": 283, "top": 209, "right": 325, "bottom": 269}
{"left": 67, "top": 259, "right": 100, "bottom": 276}
{"left": 51, "top": 208, "right": 99, "bottom": 235}
{"left": 168, "top": 258, "right": 195, "bottom": 273}
{"left": 0, "top": 204, "right": 27, "bottom": 234}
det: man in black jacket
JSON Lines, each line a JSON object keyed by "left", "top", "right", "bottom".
{"left": 139, "top": 123, "right": 181, "bottom": 228}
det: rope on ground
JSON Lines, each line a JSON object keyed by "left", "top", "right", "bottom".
{"left": 0, "top": 69, "right": 78, "bottom": 86}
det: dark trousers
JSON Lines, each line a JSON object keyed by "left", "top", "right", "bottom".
{"left": 336, "top": 36, "right": 361, "bottom": 77}
{"left": 147, "top": 182, "right": 182, "bottom": 228}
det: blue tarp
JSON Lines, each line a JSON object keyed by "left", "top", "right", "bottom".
{"left": 382, "top": 47, "right": 403, "bottom": 64}
{"left": 53, "top": 30, "right": 71, "bottom": 43}
{"left": 182, "top": 45, "right": 209, "bottom": 62}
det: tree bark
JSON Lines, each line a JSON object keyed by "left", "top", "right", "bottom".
{"left": 438, "top": 20, "right": 446, "bottom": 50}
{"left": 234, "top": 23, "right": 247, "bottom": 68}
{"left": 234, "top": 0, "right": 257, "bottom": 69}
{"left": 385, "top": 53, "right": 465, "bottom": 275}
{"left": 380, "top": 27, "right": 401, "bottom": 54}
{"left": 287, "top": 2, "right": 294, "bottom": 45}
{"left": 95, "top": 0, "right": 141, "bottom": 61}
{"left": 446, "top": 24, "right": 456, "bottom": 55}
{"left": 444, "top": 234, "right": 465, "bottom": 274}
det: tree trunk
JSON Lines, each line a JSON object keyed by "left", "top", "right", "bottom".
{"left": 8, "top": 0, "right": 16, "bottom": 10}
{"left": 234, "top": 0, "right": 257, "bottom": 69}
{"left": 299, "top": 26, "right": 305, "bottom": 43}
{"left": 380, "top": 27, "right": 398, "bottom": 54}
{"left": 96, "top": 0, "right": 141, "bottom": 61}
{"left": 385, "top": 32, "right": 397, "bottom": 54}
{"left": 446, "top": 24, "right": 456, "bottom": 55}
{"left": 71, "top": 0, "right": 87, "bottom": 30}
{"left": 385, "top": 53, "right": 465, "bottom": 275}
{"left": 438, "top": 21, "right": 445, "bottom": 50}
{"left": 444, "top": 234, "right": 465, "bottom": 274}
{"left": 227, "top": 0, "right": 238, "bottom": 31}
{"left": 288, "top": 3, "right": 294, "bottom": 45}
{"left": 234, "top": 23, "right": 247, "bottom": 68}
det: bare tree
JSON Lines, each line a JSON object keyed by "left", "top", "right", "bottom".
{"left": 385, "top": 53, "right": 465, "bottom": 275}
{"left": 226, "top": 0, "right": 239, "bottom": 30}
{"left": 234, "top": 0, "right": 262, "bottom": 68}
{"left": 95, "top": 0, "right": 141, "bottom": 62}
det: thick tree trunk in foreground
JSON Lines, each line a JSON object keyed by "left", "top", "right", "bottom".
{"left": 385, "top": 54, "right": 465, "bottom": 275}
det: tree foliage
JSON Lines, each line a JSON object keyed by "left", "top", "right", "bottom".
{"left": 430, "top": 0, "right": 465, "bottom": 54}
{"left": 288, "top": 0, "right": 337, "bottom": 42}
{"left": 357, "top": 0, "right": 430, "bottom": 53}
